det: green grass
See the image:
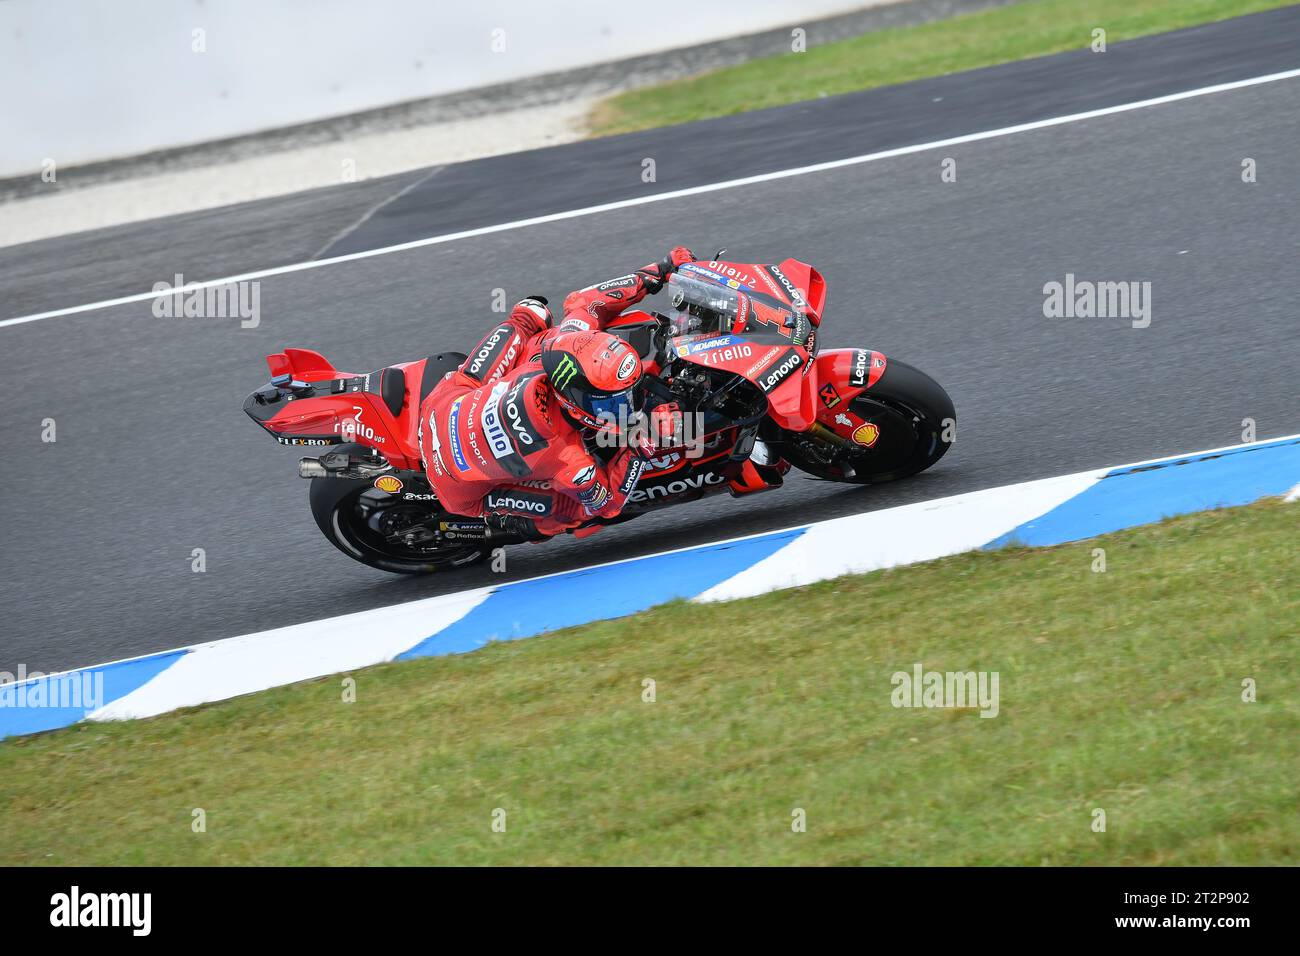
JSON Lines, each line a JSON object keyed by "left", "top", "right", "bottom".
{"left": 591, "top": 0, "right": 1296, "bottom": 135}
{"left": 1, "top": 499, "right": 1296, "bottom": 865}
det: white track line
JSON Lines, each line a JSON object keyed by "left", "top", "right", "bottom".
{"left": 3, "top": 67, "right": 1298, "bottom": 332}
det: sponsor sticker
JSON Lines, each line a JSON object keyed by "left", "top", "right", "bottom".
{"left": 848, "top": 349, "right": 885, "bottom": 389}
{"left": 551, "top": 353, "right": 580, "bottom": 391}
{"left": 484, "top": 489, "right": 552, "bottom": 516}
{"left": 629, "top": 469, "right": 724, "bottom": 503}
{"left": 819, "top": 383, "right": 842, "bottom": 408}
{"left": 685, "top": 335, "right": 743, "bottom": 354}
{"left": 503, "top": 375, "right": 548, "bottom": 453}
{"left": 373, "top": 475, "right": 403, "bottom": 493}
{"left": 481, "top": 382, "right": 514, "bottom": 460}
{"left": 766, "top": 265, "right": 806, "bottom": 306}
{"left": 558, "top": 316, "right": 592, "bottom": 333}
{"left": 705, "top": 261, "right": 757, "bottom": 286}
{"left": 578, "top": 481, "right": 611, "bottom": 513}
{"left": 619, "top": 456, "right": 646, "bottom": 495}
{"left": 699, "top": 343, "right": 753, "bottom": 366}
{"left": 421, "top": 408, "right": 437, "bottom": 472}
{"left": 680, "top": 263, "right": 725, "bottom": 282}
{"left": 848, "top": 349, "right": 870, "bottom": 388}
{"left": 334, "top": 404, "right": 385, "bottom": 444}
{"left": 645, "top": 451, "right": 683, "bottom": 472}
{"left": 788, "top": 311, "right": 811, "bottom": 347}
{"left": 447, "top": 399, "right": 470, "bottom": 472}
{"left": 275, "top": 436, "right": 338, "bottom": 446}
{"left": 744, "top": 347, "right": 782, "bottom": 379}
{"left": 616, "top": 352, "right": 638, "bottom": 381}
{"left": 466, "top": 326, "right": 519, "bottom": 380}
{"left": 758, "top": 350, "right": 804, "bottom": 393}
{"left": 852, "top": 422, "right": 881, "bottom": 447}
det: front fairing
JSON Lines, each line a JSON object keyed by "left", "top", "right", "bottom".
{"left": 643, "top": 258, "right": 831, "bottom": 430}
{"left": 669, "top": 332, "right": 815, "bottom": 430}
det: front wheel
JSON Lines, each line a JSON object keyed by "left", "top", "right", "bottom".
{"left": 309, "top": 445, "right": 490, "bottom": 574}
{"left": 783, "top": 359, "right": 955, "bottom": 484}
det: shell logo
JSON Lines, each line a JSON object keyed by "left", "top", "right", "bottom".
{"left": 851, "top": 423, "right": 880, "bottom": 448}
{"left": 374, "top": 475, "right": 404, "bottom": 493}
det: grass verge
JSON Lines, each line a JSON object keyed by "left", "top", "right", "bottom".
{"left": 1, "top": 498, "right": 1296, "bottom": 865}
{"left": 590, "top": 0, "right": 1296, "bottom": 136}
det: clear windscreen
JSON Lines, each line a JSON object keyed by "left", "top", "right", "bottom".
{"left": 661, "top": 272, "right": 744, "bottom": 338}
{"left": 658, "top": 271, "right": 811, "bottom": 347}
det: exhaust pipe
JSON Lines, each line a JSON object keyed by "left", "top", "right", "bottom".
{"left": 298, "top": 451, "right": 394, "bottom": 480}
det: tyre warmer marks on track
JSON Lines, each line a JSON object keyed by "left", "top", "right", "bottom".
{"left": 2, "top": 435, "right": 1297, "bottom": 739}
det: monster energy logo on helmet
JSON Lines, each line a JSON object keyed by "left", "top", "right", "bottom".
{"left": 551, "top": 353, "right": 580, "bottom": 391}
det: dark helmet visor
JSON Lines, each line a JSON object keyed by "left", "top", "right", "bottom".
{"left": 581, "top": 385, "right": 642, "bottom": 429}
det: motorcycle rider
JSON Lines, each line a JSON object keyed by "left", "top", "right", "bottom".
{"left": 417, "top": 246, "right": 696, "bottom": 540}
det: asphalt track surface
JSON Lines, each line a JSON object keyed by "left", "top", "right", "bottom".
{"left": 5, "top": 6, "right": 1299, "bottom": 318}
{"left": 2, "top": 10, "right": 1298, "bottom": 673}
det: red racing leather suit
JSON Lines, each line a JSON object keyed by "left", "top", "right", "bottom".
{"left": 417, "top": 268, "right": 666, "bottom": 537}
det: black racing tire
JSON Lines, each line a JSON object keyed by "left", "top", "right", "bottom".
{"left": 309, "top": 444, "right": 490, "bottom": 574}
{"left": 785, "top": 359, "right": 955, "bottom": 484}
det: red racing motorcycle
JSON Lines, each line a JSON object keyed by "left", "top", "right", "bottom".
{"left": 243, "top": 254, "right": 955, "bottom": 573}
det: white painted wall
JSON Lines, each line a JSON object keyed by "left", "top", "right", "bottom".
{"left": 0, "top": 0, "right": 872, "bottom": 177}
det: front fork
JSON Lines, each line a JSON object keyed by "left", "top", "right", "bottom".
{"left": 806, "top": 421, "right": 852, "bottom": 449}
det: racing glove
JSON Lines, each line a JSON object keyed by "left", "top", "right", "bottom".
{"left": 635, "top": 246, "right": 696, "bottom": 294}
{"left": 511, "top": 296, "right": 553, "bottom": 333}
{"left": 627, "top": 422, "right": 658, "bottom": 459}
{"left": 648, "top": 400, "right": 684, "bottom": 447}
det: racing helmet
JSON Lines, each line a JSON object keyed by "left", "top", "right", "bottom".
{"left": 541, "top": 331, "right": 644, "bottom": 432}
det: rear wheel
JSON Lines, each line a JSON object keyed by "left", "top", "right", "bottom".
{"left": 784, "top": 359, "right": 954, "bottom": 484}
{"left": 309, "top": 444, "right": 489, "bottom": 574}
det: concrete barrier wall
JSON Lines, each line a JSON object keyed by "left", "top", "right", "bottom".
{"left": 0, "top": 0, "right": 873, "bottom": 177}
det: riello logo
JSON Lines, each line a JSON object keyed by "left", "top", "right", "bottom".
{"left": 334, "top": 405, "right": 385, "bottom": 444}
